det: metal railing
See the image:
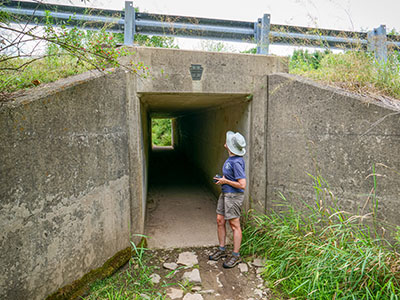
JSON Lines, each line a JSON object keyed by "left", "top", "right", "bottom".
{"left": 2, "top": 0, "right": 400, "bottom": 61}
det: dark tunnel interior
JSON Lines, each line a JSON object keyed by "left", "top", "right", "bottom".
{"left": 140, "top": 93, "right": 251, "bottom": 248}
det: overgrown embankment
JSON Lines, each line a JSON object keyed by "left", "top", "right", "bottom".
{"left": 0, "top": 14, "right": 176, "bottom": 101}
{"left": 241, "top": 175, "right": 400, "bottom": 299}
{"left": 290, "top": 49, "right": 400, "bottom": 101}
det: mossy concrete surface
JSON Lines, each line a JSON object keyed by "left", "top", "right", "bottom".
{"left": 46, "top": 246, "right": 132, "bottom": 300}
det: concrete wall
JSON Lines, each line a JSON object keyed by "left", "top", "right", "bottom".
{"left": 177, "top": 101, "right": 251, "bottom": 201}
{"left": 125, "top": 47, "right": 287, "bottom": 213}
{"left": 267, "top": 73, "right": 400, "bottom": 225}
{"left": 0, "top": 70, "right": 136, "bottom": 300}
{"left": 0, "top": 47, "right": 289, "bottom": 299}
{"left": 3, "top": 46, "right": 400, "bottom": 299}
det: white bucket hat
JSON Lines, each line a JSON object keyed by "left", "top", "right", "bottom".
{"left": 226, "top": 131, "right": 246, "bottom": 156}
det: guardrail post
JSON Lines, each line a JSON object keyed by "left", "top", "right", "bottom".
{"left": 368, "top": 24, "right": 387, "bottom": 63}
{"left": 256, "top": 14, "right": 270, "bottom": 55}
{"left": 124, "top": 1, "right": 135, "bottom": 46}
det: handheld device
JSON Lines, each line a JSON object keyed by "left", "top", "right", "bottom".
{"left": 213, "top": 174, "right": 222, "bottom": 183}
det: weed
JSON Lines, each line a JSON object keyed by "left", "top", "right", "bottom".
{"left": 82, "top": 236, "right": 166, "bottom": 300}
{"left": 290, "top": 49, "right": 400, "bottom": 100}
{"left": 241, "top": 173, "right": 400, "bottom": 299}
{"left": 0, "top": 7, "right": 177, "bottom": 100}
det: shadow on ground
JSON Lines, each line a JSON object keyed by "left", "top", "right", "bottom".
{"left": 145, "top": 147, "right": 220, "bottom": 249}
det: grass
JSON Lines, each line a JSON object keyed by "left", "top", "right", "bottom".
{"left": 290, "top": 49, "right": 400, "bottom": 100}
{"left": 241, "top": 173, "right": 400, "bottom": 300}
{"left": 82, "top": 240, "right": 165, "bottom": 300}
{"left": 0, "top": 55, "right": 93, "bottom": 96}
{"left": 81, "top": 239, "right": 195, "bottom": 300}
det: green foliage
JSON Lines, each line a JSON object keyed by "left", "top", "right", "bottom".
{"left": 111, "top": 32, "right": 178, "bottom": 49}
{"left": 241, "top": 47, "right": 257, "bottom": 54}
{"left": 290, "top": 49, "right": 400, "bottom": 99}
{"left": 241, "top": 174, "right": 400, "bottom": 299}
{"left": 289, "top": 49, "right": 331, "bottom": 71}
{"left": 152, "top": 119, "right": 172, "bottom": 146}
{"left": 43, "top": 15, "right": 132, "bottom": 70}
{"left": 83, "top": 237, "right": 165, "bottom": 300}
{"left": 0, "top": 56, "right": 90, "bottom": 94}
{"left": 0, "top": 7, "right": 177, "bottom": 99}
{"left": 135, "top": 35, "right": 178, "bottom": 49}
{"left": 0, "top": 26, "right": 132, "bottom": 96}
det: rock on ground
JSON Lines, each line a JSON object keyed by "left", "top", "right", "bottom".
{"left": 127, "top": 247, "right": 275, "bottom": 300}
{"left": 182, "top": 269, "right": 202, "bottom": 284}
{"left": 166, "top": 287, "right": 183, "bottom": 299}
{"left": 163, "top": 262, "right": 179, "bottom": 270}
{"left": 150, "top": 273, "right": 161, "bottom": 284}
{"left": 252, "top": 258, "right": 266, "bottom": 267}
{"left": 254, "top": 288, "right": 263, "bottom": 298}
{"left": 183, "top": 293, "right": 204, "bottom": 300}
{"left": 238, "top": 263, "right": 249, "bottom": 273}
{"left": 177, "top": 251, "right": 198, "bottom": 267}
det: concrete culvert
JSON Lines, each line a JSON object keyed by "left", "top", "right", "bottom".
{"left": 143, "top": 93, "right": 251, "bottom": 248}
{"left": 0, "top": 47, "right": 285, "bottom": 299}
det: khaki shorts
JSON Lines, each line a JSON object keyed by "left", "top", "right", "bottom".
{"left": 216, "top": 192, "right": 245, "bottom": 220}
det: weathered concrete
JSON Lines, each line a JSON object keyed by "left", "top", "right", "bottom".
{"left": 0, "top": 70, "right": 133, "bottom": 300}
{"left": 1, "top": 48, "right": 287, "bottom": 299}
{"left": 4, "top": 46, "right": 400, "bottom": 300}
{"left": 267, "top": 73, "right": 400, "bottom": 225}
{"left": 125, "top": 47, "right": 288, "bottom": 216}
{"left": 177, "top": 100, "right": 250, "bottom": 200}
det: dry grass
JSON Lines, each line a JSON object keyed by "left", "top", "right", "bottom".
{"left": 290, "top": 50, "right": 400, "bottom": 101}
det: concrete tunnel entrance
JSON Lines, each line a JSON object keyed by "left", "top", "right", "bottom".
{"left": 140, "top": 93, "right": 251, "bottom": 248}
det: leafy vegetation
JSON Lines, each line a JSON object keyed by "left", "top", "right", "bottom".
{"left": 152, "top": 118, "right": 172, "bottom": 146}
{"left": 289, "top": 49, "right": 331, "bottom": 71}
{"left": 82, "top": 239, "right": 165, "bottom": 300}
{"left": 289, "top": 49, "right": 400, "bottom": 100}
{"left": 241, "top": 173, "right": 400, "bottom": 299}
{"left": 0, "top": 8, "right": 177, "bottom": 100}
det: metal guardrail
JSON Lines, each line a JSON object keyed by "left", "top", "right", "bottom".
{"left": 2, "top": 0, "right": 400, "bottom": 60}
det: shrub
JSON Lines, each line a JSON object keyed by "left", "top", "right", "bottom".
{"left": 152, "top": 119, "right": 172, "bottom": 146}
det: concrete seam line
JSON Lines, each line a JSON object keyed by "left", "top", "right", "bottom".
{"left": 360, "top": 111, "right": 400, "bottom": 137}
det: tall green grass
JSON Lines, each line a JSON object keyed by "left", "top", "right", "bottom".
{"left": 290, "top": 49, "right": 400, "bottom": 100}
{"left": 241, "top": 174, "right": 400, "bottom": 299}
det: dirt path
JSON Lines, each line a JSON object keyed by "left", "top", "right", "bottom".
{"left": 146, "top": 147, "right": 235, "bottom": 249}
{"left": 142, "top": 149, "right": 275, "bottom": 299}
{"left": 146, "top": 247, "right": 274, "bottom": 300}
